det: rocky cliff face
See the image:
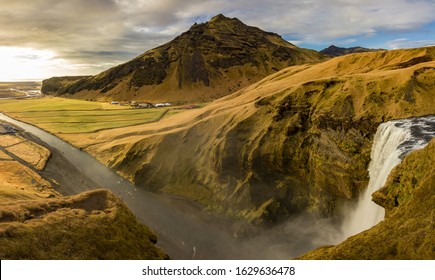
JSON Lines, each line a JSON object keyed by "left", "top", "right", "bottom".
{"left": 72, "top": 47, "right": 435, "bottom": 224}
{"left": 42, "top": 14, "right": 323, "bottom": 102}
{"left": 299, "top": 138, "right": 435, "bottom": 259}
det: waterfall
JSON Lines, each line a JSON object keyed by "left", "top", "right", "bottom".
{"left": 339, "top": 116, "right": 435, "bottom": 241}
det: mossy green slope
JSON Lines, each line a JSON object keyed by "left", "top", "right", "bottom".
{"left": 0, "top": 189, "right": 168, "bottom": 259}
{"left": 298, "top": 139, "right": 435, "bottom": 259}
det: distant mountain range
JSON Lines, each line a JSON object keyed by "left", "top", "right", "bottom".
{"left": 320, "top": 45, "right": 385, "bottom": 57}
{"left": 42, "top": 14, "right": 324, "bottom": 103}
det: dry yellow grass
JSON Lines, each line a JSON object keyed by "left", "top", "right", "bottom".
{"left": 0, "top": 134, "right": 51, "bottom": 170}
{"left": 0, "top": 189, "right": 168, "bottom": 259}
{"left": 0, "top": 135, "right": 56, "bottom": 200}
{"left": 0, "top": 134, "right": 23, "bottom": 147}
{"left": 1, "top": 135, "right": 51, "bottom": 170}
{"left": 0, "top": 161, "right": 58, "bottom": 200}
{"left": 0, "top": 150, "right": 12, "bottom": 160}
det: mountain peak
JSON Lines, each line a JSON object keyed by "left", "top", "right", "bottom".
{"left": 210, "top": 13, "right": 230, "bottom": 22}
{"left": 187, "top": 14, "right": 246, "bottom": 33}
{"left": 43, "top": 16, "right": 323, "bottom": 102}
{"left": 208, "top": 13, "right": 244, "bottom": 25}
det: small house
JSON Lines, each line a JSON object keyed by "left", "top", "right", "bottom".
{"left": 138, "top": 102, "right": 154, "bottom": 109}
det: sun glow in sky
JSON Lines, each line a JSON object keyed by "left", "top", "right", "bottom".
{"left": 0, "top": 47, "right": 63, "bottom": 81}
{"left": 1, "top": 0, "right": 435, "bottom": 81}
{"left": 0, "top": 46, "right": 117, "bottom": 81}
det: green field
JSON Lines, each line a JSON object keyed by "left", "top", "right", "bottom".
{"left": 0, "top": 97, "right": 169, "bottom": 133}
{"left": 0, "top": 97, "right": 124, "bottom": 111}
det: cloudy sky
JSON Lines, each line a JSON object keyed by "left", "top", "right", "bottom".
{"left": 1, "top": 0, "right": 435, "bottom": 80}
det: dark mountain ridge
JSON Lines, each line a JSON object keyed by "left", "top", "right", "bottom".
{"left": 320, "top": 45, "right": 385, "bottom": 57}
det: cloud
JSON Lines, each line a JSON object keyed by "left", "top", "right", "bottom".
{"left": 1, "top": 0, "right": 435, "bottom": 78}
{"left": 228, "top": 0, "right": 435, "bottom": 43}
{"left": 0, "top": 46, "right": 64, "bottom": 80}
{"left": 388, "top": 38, "right": 435, "bottom": 49}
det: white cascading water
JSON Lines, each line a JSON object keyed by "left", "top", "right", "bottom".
{"left": 339, "top": 116, "right": 435, "bottom": 241}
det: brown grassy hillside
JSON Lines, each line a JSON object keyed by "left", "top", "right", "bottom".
{"left": 42, "top": 14, "right": 323, "bottom": 103}
{"left": 298, "top": 139, "right": 435, "bottom": 259}
{"left": 47, "top": 47, "right": 435, "bottom": 223}
{"left": 0, "top": 189, "right": 168, "bottom": 259}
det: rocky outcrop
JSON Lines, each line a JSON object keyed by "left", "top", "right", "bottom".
{"left": 42, "top": 14, "right": 323, "bottom": 102}
{"left": 298, "top": 139, "right": 435, "bottom": 259}
{"left": 41, "top": 76, "right": 90, "bottom": 96}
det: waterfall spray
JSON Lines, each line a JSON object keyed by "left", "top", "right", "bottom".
{"left": 339, "top": 116, "right": 435, "bottom": 241}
